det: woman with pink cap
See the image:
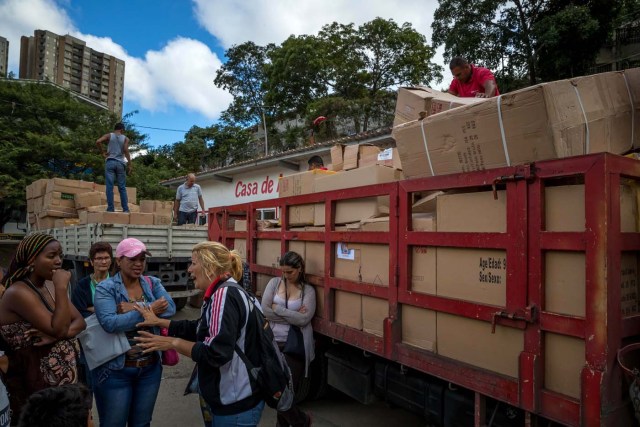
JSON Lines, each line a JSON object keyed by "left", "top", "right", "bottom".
{"left": 92, "top": 238, "right": 176, "bottom": 427}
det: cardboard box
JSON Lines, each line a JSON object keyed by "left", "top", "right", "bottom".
{"left": 44, "top": 178, "right": 95, "bottom": 195}
{"left": 153, "top": 213, "right": 172, "bottom": 225}
{"left": 401, "top": 305, "right": 436, "bottom": 351}
{"left": 234, "top": 220, "right": 247, "bottom": 232}
{"left": 334, "top": 290, "right": 362, "bottom": 330}
{"left": 129, "top": 212, "right": 154, "bottom": 225}
{"left": 545, "top": 251, "right": 585, "bottom": 317}
{"left": 362, "top": 296, "right": 387, "bottom": 337}
{"left": 331, "top": 144, "right": 345, "bottom": 171}
{"left": 334, "top": 242, "right": 389, "bottom": 286}
{"left": 376, "top": 148, "right": 402, "bottom": 170}
{"left": 395, "top": 72, "right": 637, "bottom": 179}
{"left": 305, "top": 241, "right": 325, "bottom": 276}
{"left": 256, "top": 239, "right": 281, "bottom": 268}
{"left": 278, "top": 169, "right": 335, "bottom": 197}
{"left": 342, "top": 144, "right": 381, "bottom": 171}
{"left": 233, "top": 239, "right": 247, "bottom": 261}
{"left": 75, "top": 191, "right": 127, "bottom": 210}
{"left": 43, "top": 191, "right": 76, "bottom": 210}
{"left": 314, "top": 165, "right": 401, "bottom": 225}
{"left": 140, "top": 200, "right": 156, "bottom": 213}
{"left": 30, "top": 216, "right": 57, "bottom": 230}
{"left": 92, "top": 184, "right": 137, "bottom": 204}
{"left": 436, "top": 190, "right": 507, "bottom": 305}
{"left": 314, "top": 285, "right": 325, "bottom": 318}
{"left": 288, "top": 204, "right": 321, "bottom": 227}
{"left": 393, "top": 86, "right": 485, "bottom": 127}
{"left": 544, "top": 334, "right": 585, "bottom": 399}
{"left": 81, "top": 211, "right": 130, "bottom": 225}
{"left": 411, "top": 214, "right": 437, "bottom": 294}
{"left": 26, "top": 179, "right": 48, "bottom": 199}
{"left": 38, "top": 208, "right": 77, "bottom": 219}
{"left": 411, "top": 191, "right": 443, "bottom": 214}
{"left": 255, "top": 274, "right": 275, "bottom": 297}
{"left": 621, "top": 253, "right": 640, "bottom": 317}
{"left": 437, "top": 313, "right": 523, "bottom": 377}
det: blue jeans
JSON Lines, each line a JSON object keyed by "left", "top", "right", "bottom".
{"left": 105, "top": 159, "right": 129, "bottom": 212}
{"left": 206, "top": 400, "right": 265, "bottom": 427}
{"left": 92, "top": 361, "right": 162, "bottom": 427}
{"left": 178, "top": 210, "right": 197, "bottom": 225}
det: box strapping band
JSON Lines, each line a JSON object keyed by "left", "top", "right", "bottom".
{"left": 623, "top": 72, "right": 635, "bottom": 151}
{"left": 496, "top": 95, "right": 511, "bottom": 166}
{"left": 419, "top": 119, "right": 436, "bottom": 176}
{"left": 572, "top": 85, "right": 590, "bottom": 154}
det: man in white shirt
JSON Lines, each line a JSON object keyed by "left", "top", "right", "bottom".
{"left": 174, "top": 174, "right": 205, "bottom": 225}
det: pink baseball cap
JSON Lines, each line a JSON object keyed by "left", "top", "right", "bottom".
{"left": 115, "top": 238, "right": 151, "bottom": 258}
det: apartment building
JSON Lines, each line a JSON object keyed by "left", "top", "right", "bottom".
{"left": 0, "top": 36, "right": 8, "bottom": 77}
{"left": 19, "top": 30, "right": 125, "bottom": 117}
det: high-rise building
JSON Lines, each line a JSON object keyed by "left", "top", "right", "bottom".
{"left": 19, "top": 30, "right": 125, "bottom": 117}
{"left": 0, "top": 36, "right": 8, "bottom": 77}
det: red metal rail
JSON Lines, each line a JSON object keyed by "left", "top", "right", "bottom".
{"left": 208, "top": 153, "right": 640, "bottom": 426}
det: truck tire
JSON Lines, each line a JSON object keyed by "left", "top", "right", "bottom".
{"left": 174, "top": 297, "right": 188, "bottom": 311}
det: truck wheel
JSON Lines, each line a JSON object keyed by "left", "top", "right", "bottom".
{"left": 174, "top": 298, "right": 188, "bottom": 311}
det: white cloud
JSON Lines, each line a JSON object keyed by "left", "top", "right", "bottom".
{"left": 0, "top": 0, "right": 230, "bottom": 120}
{"left": 193, "top": 0, "right": 438, "bottom": 48}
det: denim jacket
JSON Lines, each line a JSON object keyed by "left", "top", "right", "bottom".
{"left": 93, "top": 273, "right": 176, "bottom": 371}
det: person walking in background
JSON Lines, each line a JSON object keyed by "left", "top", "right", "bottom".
{"left": 92, "top": 238, "right": 176, "bottom": 427}
{"left": 18, "top": 384, "right": 93, "bottom": 427}
{"left": 96, "top": 123, "right": 132, "bottom": 213}
{"left": 173, "top": 173, "right": 205, "bottom": 225}
{"left": 261, "top": 251, "right": 315, "bottom": 427}
{"left": 71, "top": 241, "right": 114, "bottom": 395}
{"left": 0, "top": 233, "right": 86, "bottom": 422}
{"left": 448, "top": 56, "right": 499, "bottom": 98}
{"left": 134, "top": 241, "right": 265, "bottom": 427}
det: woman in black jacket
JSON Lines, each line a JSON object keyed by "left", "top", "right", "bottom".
{"left": 135, "top": 241, "right": 265, "bottom": 427}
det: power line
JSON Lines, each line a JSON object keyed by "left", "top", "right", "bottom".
{"left": 136, "top": 125, "right": 190, "bottom": 133}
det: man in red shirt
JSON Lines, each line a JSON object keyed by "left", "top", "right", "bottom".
{"left": 448, "top": 57, "right": 499, "bottom": 98}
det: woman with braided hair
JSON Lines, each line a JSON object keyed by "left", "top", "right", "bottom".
{"left": 0, "top": 233, "right": 86, "bottom": 423}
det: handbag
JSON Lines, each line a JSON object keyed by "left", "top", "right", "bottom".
{"left": 282, "top": 279, "right": 306, "bottom": 359}
{"left": 77, "top": 314, "right": 131, "bottom": 370}
{"left": 160, "top": 327, "right": 180, "bottom": 366}
{"left": 142, "top": 276, "right": 180, "bottom": 366}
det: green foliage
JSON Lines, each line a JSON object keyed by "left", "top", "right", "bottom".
{"left": 433, "top": 0, "right": 624, "bottom": 86}
{"left": 0, "top": 80, "right": 120, "bottom": 228}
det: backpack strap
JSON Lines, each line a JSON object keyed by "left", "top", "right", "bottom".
{"left": 217, "top": 282, "right": 258, "bottom": 367}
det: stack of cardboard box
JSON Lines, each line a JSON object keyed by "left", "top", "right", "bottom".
{"left": 393, "top": 70, "right": 640, "bottom": 179}
{"left": 139, "top": 200, "right": 174, "bottom": 225}
{"left": 25, "top": 178, "right": 140, "bottom": 229}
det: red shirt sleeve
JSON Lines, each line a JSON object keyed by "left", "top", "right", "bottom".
{"left": 449, "top": 79, "right": 459, "bottom": 94}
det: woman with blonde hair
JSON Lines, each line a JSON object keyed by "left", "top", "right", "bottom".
{"left": 135, "top": 241, "right": 265, "bottom": 427}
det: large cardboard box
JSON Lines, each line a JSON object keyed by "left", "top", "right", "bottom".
{"left": 81, "top": 211, "right": 130, "bottom": 225}
{"left": 26, "top": 179, "right": 48, "bottom": 199}
{"left": 279, "top": 170, "right": 335, "bottom": 197}
{"left": 30, "top": 216, "right": 57, "bottom": 230}
{"left": 393, "top": 87, "right": 484, "bottom": 127}
{"left": 394, "top": 72, "right": 636, "bottom": 179}
{"left": 334, "top": 290, "right": 362, "bottom": 329}
{"left": 314, "top": 285, "right": 325, "bottom": 318}
{"left": 288, "top": 204, "right": 322, "bottom": 227}
{"left": 93, "top": 184, "right": 137, "bottom": 204}
{"left": 129, "top": 212, "right": 154, "bottom": 225}
{"left": 314, "top": 165, "right": 401, "bottom": 225}
{"left": 362, "top": 296, "right": 387, "bottom": 337}
{"left": 437, "top": 190, "right": 506, "bottom": 233}
{"left": 411, "top": 214, "right": 437, "bottom": 294}
{"left": 42, "top": 191, "right": 76, "bottom": 211}
{"left": 140, "top": 200, "right": 155, "bottom": 213}
{"left": 330, "top": 144, "right": 345, "bottom": 171}
{"left": 256, "top": 239, "right": 281, "bottom": 268}
{"left": 545, "top": 251, "right": 585, "bottom": 317}
{"left": 545, "top": 334, "right": 585, "bottom": 399}
{"left": 53, "top": 218, "right": 80, "bottom": 228}
{"left": 401, "top": 305, "right": 436, "bottom": 351}
{"left": 233, "top": 239, "right": 247, "bottom": 261}
{"left": 437, "top": 313, "right": 523, "bottom": 377}
{"left": 334, "top": 242, "right": 389, "bottom": 286}
{"left": 153, "top": 213, "right": 172, "bottom": 225}
{"left": 45, "top": 178, "right": 95, "bottom": 195}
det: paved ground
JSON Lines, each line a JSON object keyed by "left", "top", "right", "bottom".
{"left": 93, "top": 304, "right": 427, "bottom": 427}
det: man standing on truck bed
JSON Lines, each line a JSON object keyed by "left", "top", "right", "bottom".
{"left": 448, "top": 56, "right": 499, "bottom": 98}
{"left": 96, "top": 123, "right": 131, "bottom": 213}
{"left": 174, "top": 173, "right": 205, "bottom": 225}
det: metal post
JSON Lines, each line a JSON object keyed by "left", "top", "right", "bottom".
{"left": 262, "top": 108, "right": 268, "bottom": 156}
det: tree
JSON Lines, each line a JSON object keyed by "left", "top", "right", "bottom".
{"left": 213, "top": 42, "right": 276, "bottom": 128}
{"left": 267, "top": 18, "right": 442, "bottom": 134}
{"left": 432, "top": 0, "right": 623, "bottom": 88}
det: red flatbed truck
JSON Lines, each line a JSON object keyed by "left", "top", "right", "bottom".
{"left": 209, "top": 152, "right": 640, "bottom": 426}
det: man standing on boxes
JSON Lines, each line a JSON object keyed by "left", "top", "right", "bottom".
{"left": 174, "top": 173, "right": 205, "bottom": 225}
{"left": 96, "top": 123, "right": 131, "bottom": 213}
{"left": 448, "top": 57, "right": 499, "bottom": 98}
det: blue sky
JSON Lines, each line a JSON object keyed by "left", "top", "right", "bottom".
{"left": 0, "top": 0, "right": 442, "bottom": 148}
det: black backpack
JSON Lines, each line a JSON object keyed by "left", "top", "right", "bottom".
{"left": 220, "top": 283, "right": 294, "bottom": 411}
